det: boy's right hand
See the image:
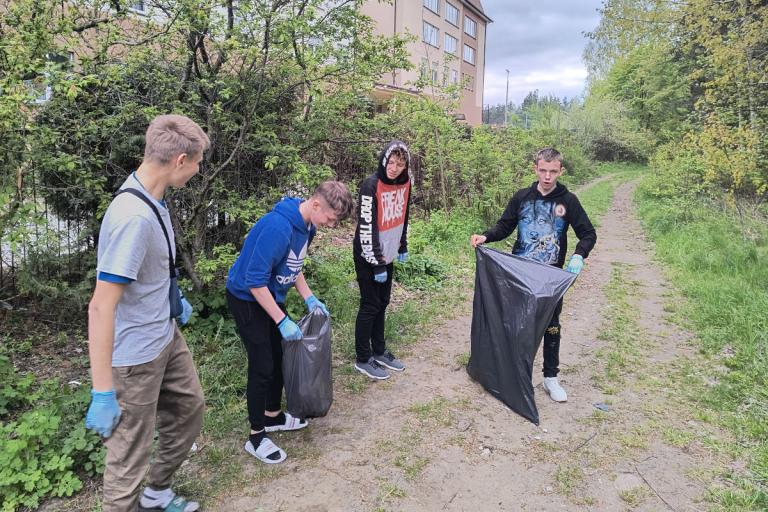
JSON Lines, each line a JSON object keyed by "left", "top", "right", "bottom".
{"left": 277, "top": 315, "right": 302, "bottom": 341}
{"left": 470, "top": 234, "right": 487, "bottom": 248}
{"left": 85, "top": 390, "right": 121, "bottom": 438}
{"left": 373, "top": 269, "right": 387, "bottom": 283}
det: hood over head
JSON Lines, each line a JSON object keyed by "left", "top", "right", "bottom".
{"left": 377, "top": 140, "right": 411, "bottom": 185}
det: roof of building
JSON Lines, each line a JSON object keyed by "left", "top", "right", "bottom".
{"left": 462, "top": 0, "right": 492, "bottom": 23}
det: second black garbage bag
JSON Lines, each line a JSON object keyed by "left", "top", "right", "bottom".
{"left": 467, "top": 246, "right": 576, "bottom": 425}
{"left": 282, "top": 309, "right": 333, "bottom": 419}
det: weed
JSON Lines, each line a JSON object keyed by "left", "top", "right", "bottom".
{"left": 393, "top": 454, "right": 430, "bottom": 481}
{"left": 408, "top": 397, "right": 454, "bottom": 427}
{"left": 662, "top": 427, "right": 696, "bottom": 448}
{"left": 619, "top": 486, "right": 651, "bottom": 507}
{"left": 555, "top": 462, "right": 585, "bottom": 496}
{"left": 377, "top": 480, "right": 406, "bottom": 502}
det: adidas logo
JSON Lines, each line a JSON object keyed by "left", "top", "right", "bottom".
{"left": 286, "top": 242, "right": 308, "bottom": 273}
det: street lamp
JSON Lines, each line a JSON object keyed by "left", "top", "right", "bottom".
{"left": 504, "top": 69, "right": 510, "bottom": 127}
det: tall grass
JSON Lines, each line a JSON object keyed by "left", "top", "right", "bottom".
{"left": 635, "top": 177, "right": 768, "bottom": 509}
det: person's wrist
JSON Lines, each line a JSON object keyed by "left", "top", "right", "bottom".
{"left": 276, "top": 314, "right": 288, "bottom": 327}
{"left": 91, "top": 389, "right": 116, "bottom": 400}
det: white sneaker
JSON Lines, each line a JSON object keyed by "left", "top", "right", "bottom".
{"left": 542, "top": 377, "right": 567, "bottom": 402}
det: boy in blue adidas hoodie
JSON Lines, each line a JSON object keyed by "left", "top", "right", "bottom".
{"left": 226, "top": 181, "right": 353, "bottom": 464}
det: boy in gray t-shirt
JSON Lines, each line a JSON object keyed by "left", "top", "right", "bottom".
{"left": 86, "top": 114, "right": 210, "bottom": 512}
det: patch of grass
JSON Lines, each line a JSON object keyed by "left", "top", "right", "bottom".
{"left": 555, "top": 463, "right": 585, "bottom": 496}
{"left": 455, "top": 352, "right": 470, "bottom": 368}
{"left": 619, "top": 486, "right": 651, "bottom": 507}
{"left": 377, "top": 479, "right": 407, "bottom": 503}
{"left": 579, "top": 409, "right": 612, "bottom": 427}
{"left": 393, "top": 454, "right": 430, "bottom": 481}
{"left": 408, "top": 397, "right": 454, "bottom": 428}
{"left": 617, "top": 428, "right": 649, "bottom": 451}
{"left": 593, "top": 264, "right": 645, "bottom": 394}
{"left": 662, "top": 427, "right": 696, "bottom": 448}
{"left": 636, "top": 176, "right": 768, "bottom": 509}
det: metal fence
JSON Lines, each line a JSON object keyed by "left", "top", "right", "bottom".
{"left": 1, "top": 167, "right": 90, "bottom": 302}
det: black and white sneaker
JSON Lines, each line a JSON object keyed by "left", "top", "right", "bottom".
{"left": 354, "top": 357, "right": 390, "bottom": 380}
{"left": 373, "top": 350, "right": 405, "bottom": 371}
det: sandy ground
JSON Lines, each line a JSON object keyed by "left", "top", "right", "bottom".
{"left": 219, "top": 180, "right": 720, "bottom": 512}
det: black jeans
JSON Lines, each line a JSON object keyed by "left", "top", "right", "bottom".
{"left": 354, "top": 259, "right": 394, "bottom": 364}
{"left": 543, "top": 298, "right": 563, "bottom": 378}
{"left": 226, "top": 290, "right": 284, "bottom": 432}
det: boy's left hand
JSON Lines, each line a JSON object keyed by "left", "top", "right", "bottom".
{"left": 566, "top": 254, "right": 584, "bottom": 274}
{"left": 305, "top": 295, "right": 330, "bottom": 316}
{"left": 397, "top": 252, "right": 409, "bottom": 263}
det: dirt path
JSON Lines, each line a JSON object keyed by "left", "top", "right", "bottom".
{"left": 223, "top": 180, "right": 720, "bottom": 512}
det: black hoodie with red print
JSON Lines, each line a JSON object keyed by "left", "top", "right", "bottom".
{"left": 353, "top": 141, "right": 412, "bottom": 272}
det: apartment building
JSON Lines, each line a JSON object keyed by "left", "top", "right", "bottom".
{"left": 360, "top": 0, "right": 491, "bottom": 126}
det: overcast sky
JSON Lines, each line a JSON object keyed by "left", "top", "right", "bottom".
{"left": 480, "top": 0, "right": 603, "bottom": 106}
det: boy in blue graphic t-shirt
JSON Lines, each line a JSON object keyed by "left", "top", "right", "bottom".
{"left": 226, "top": 181, "right": 353, "bottom": 464}
{"left": 471, "top": 147, "right": 597, "bottom": 403}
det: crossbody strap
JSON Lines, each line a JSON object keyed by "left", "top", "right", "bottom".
{"left": 115, "top": 188, "right": 175, "bottom": 279}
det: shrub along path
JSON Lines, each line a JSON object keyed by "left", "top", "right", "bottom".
{"left": 217, "top": 178, "right": 733, "bottom": 511}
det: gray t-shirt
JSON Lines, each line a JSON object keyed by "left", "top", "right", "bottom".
{"left": 96, "top": 173, "right": 176, "bottom": 366}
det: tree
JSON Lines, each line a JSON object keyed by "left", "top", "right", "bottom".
{"left": 2, "top": 0, "right": 411, "bottom": 298}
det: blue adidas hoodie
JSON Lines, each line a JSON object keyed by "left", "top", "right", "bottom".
{"left": 226, "top": 197, "right": 316, "bottom": 304}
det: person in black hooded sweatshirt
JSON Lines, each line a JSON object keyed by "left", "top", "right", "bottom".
{"left": 353, "top": 141, "right": 412, "bottom": 380}
{"left": 470, "top": 147, "right": 597, "bottom": 403}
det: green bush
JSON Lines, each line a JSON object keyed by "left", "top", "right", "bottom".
{"left": 0, "top": 357, "right": 104, "bottom": 511}
{"left": 393, "top": 254, "right": 448, "bottom": 291}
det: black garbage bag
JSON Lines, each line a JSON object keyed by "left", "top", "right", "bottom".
{"left": 282, "top": 309, "right": 333, "bottom": 419}
{"left": 467, "top": 246, "right": 577, "bottom": 425}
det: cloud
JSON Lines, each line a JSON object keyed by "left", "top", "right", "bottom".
{"left": 481, "top": 0, "right": 602, "bottom": 105}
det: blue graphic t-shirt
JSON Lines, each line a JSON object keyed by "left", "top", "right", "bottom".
{"left": 226, "top": 197, "right": 316, "bottom": 303}
{"left": 482, "top": 182, "right": 597, "bottom": 268}
{"left": 515, "top": 199, "right": 568, "bottom": 264}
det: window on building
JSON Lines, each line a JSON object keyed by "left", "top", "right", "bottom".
{"left": 432, "top": 61, "right": 439, "bottom": 84}
{"left": 462, "top": 73, "right": 474, "bottom": 91}
{"left": 420, "top": 58, "right": 430, "bottom": 80}
{"left": 445, "top": 2, "right": 459, "bottom": 26}
{"left": 464, "top": 16, "right": 477, "bottom": 38}
{"left": 463, "top": 44, "right": 476, "bottom": 65}
{"left": 129, "top": 1, "right": 146, "bottom": 13}
{"left": 423, "top": 21, "right": 439, "bottom": 47}
{"left": 451, "top": 68, "right": 459, "bottom": 84}
{"left": 444, "top": 33, "right": 458, "bottom": 55}
{"left": 424, "top": 0, "right": 440, "bottom": 15}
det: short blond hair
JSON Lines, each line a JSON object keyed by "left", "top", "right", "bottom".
{"left": 312, "top": 181, "right": 354, "bottom": 221}
{"left": 144, "top": 114, "right": 210, "bottom": 165}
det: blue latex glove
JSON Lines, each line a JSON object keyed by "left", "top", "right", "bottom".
{"left": 373, "top": 269, "right": 387, "bottom": 283}
{"left": 277, "top": 315, "right": 302, "bottom": 341}
{"left": 179, "top": 296, "right": 193, "bottom": 326}
{"left": 85, "top": 390, "right": 122, "bottom": 438}
{"left": 305, "top": 295, "right": 330, "bottom": 316}
{"left": 397, "top": 252, "right": 409, "bottom": 263}
{"left": 566, "top": 254, "right": 584, "bottom": 274}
